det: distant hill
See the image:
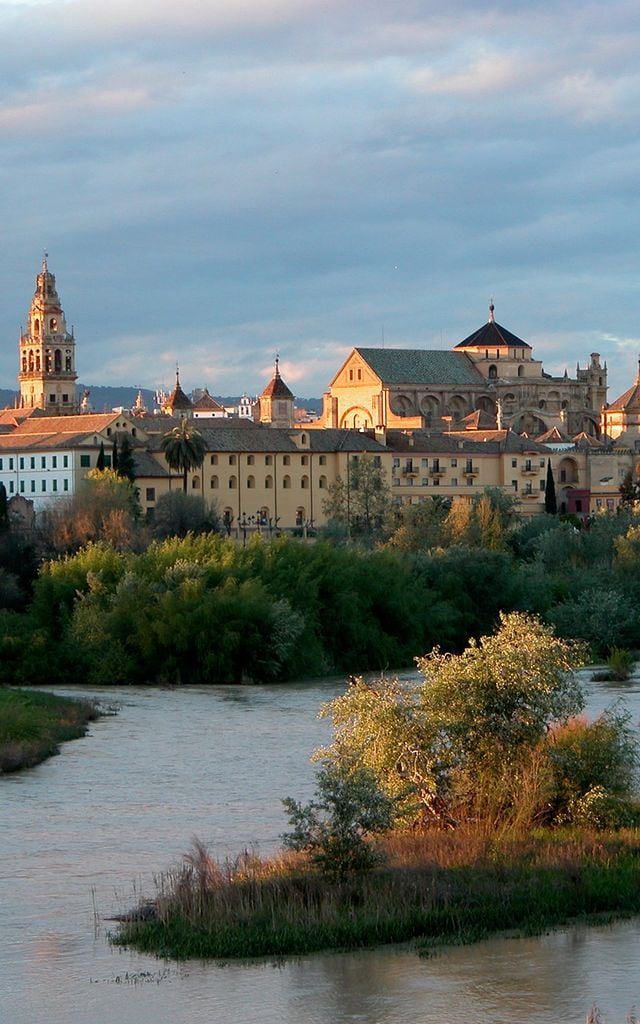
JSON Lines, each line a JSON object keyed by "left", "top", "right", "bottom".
{"left": 0, "top": 385, "right": 322, "bottom": 415}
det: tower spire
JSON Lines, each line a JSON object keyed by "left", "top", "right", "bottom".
{"left": 488, "top": 298, "right": 495, "bottom": 323}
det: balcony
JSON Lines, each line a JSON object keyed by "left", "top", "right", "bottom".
{"left": 521, "top": 465, "right": 538, "bottom": 476}
{"left": 429, "top": 466, "right": 445, "bottom": 478}
{"left": 462, "top": 465, "right": 479, "bottom": 477}
{"left": 401, "top": 464, "right": 419, "bottom": 477}
{"left": 521, "top": 488, "right": 541, "bottom": 500}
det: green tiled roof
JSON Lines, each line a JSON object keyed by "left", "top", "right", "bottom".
{"left": 355, "top": 349, "right": 484, "bottom": 386}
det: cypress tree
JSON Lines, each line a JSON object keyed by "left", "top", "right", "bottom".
{"left": 117, "top": 434, "right": 136, "bottom": 482}
{"left": 545, "top": 459, "right": 557, "bottom": 515}
{"left": 0, "top": 481, "right": 8, "bottom": 532}
{"left": 112, "top": 439, "right": 119, "bottom": 473}
{"left": 96, "top": 441, "right": 106, "bottom": 471}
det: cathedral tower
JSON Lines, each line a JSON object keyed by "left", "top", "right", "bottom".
{"left": 18, "top": 255, "right": 78, "bottom": 414}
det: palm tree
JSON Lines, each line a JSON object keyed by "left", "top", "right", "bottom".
{"left": 161, "top": 420, "right": 207, "bottom": 493}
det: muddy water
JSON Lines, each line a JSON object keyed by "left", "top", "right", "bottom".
{"left": 2, "top": 673, "right": 640, "bottom": 1024}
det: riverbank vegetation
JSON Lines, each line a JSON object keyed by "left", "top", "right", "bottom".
{"left": 0, "top": 688, "right": 99, "bottom": 772}
{"left": 116, "top": 614, "right": 640, "bottom": 960}
{"left": 3, "top": 490, "right": 640, "bottom": 686}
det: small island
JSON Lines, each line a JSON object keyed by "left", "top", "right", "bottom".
{"left": 0, "top": 688, "right": 100, "bottom": 773}
{"left": 115, "top": 613, "right": 640, "bottom": 961}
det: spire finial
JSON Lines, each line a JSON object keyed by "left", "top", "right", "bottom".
{"left": 42, "top": 250, "right": 48, "bottom": 273}
{"left": 274, "top": 353, "right": 280, "bottom": 377}
{"left": 488, "top": 298, "right": 495, "bottom": 323}
{"left": 175, "top": 363, "right": 180, "bottom": 386}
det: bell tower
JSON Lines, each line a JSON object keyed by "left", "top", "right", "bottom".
{"left": 18, "top": 254, "right": 78, "bottom": 414}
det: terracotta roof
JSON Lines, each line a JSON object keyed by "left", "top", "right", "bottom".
{"left": 9, "top": 413, "right": 119, "bottom": 435}
{"left": 260, "top": 359, "right": 294, "bottom": 400}
{"left": 353, "top": 349, "right": 484, "bottom": 386}
{"left": 192, "top": 389, "right": 225, "bottom": 412}
{"left": 458, "top": 409, "right": 498, "bottom": 430}
{"left": 535, "top": 426, "right": 569, "bottom": 443}
{"left": 606, "top": 372, "right": 640, "bottom": 412}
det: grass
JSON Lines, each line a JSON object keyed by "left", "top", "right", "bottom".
{"left": 0, "top": 687, "right": 100, "bottom": 772}
{"left": 114, "top": 827, "right": 640, "bottom": 961}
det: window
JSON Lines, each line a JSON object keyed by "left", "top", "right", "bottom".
{"left": 211, "top": 476, "right": 219, "bottom": 489}
{"left": 146, "top": 488, "right": 156, "bottom": 502}
{"left": 422, "top": 478, "right": 429, "bottom": 486}
{"left": 357, "top": 368, "right": 362, "bottom": 381}
{"left": 301, "top": 475, "right": 309, "bottom": 489}
{"left": 52, "top": 456, "right": 57, "bottom": 469}
{"left": 349, "top": 369, "right": 354, "bottom": 381}
{"left": 265, "top": 475, "right": 273, "bottom": 489}
{"left": 41, "top": 456, "right": 46, "bottom": 469}
{"left": 20, "top": 481, "right": 25, "bottom": 493}
{"left": 319, "top": 475, "right": 327, "bottom": 489}
{"left": 319, "top": 455, "right": 326, "bottom": 466}
{"left": 63, "top": 479, "right": 69, "bottom": 492}
{"left": 512, "top": 480, "right": 518, "bottom": 491}
{"left": 80, "top": 455, "right": 90, "bottom": 467}
{"left": 283, "top": 455, "right": 291, "bottom": 466}
{"left": 9, "top": 458, "right": 13, "bottom": 470}
{"left": 63, "top": 455, "right": 68, "bottom": 468}
{"left": 19, "top": 457, "right": 24, "bottom": 470}
{"left": 432, "top": 477, "right": 440, "bottom": 487}
{"left": 265, "top": 455, "right": 273, "bottom": 466}
{"left": 465, "top": 460, "right": 473, "bottom": 473}
{"left": 301, "top": 455, "right": 308, "bottom": 466}
{"left": 9, "top": 481, "right": 14, "bottom": 493}
{"left": 62, "top": 394, "right": 68, "bottom": 404}
{"left": 30, "top": 457, "right": 35, "bottom": 469}
{"left": 247, "top": 475, "right": 255, "bottom": 489}
{"left": 393, "top": 458, "right": 400, "bottom": 468}
{"left": 282, "top": 475, "right": 291, "bottom": 489}
{"left": 512, "top": 459, "right": 517, "bottom": 468}
{"left": 228, "top": 455, "right": 236, "bottom": 465}
{"left": 525, "top": 459, "right": 532, "bottom": 471}
{"left": 393, "top": 478, "right": 401, "bottom": 487}
{"left": 191, "top": 476, "right": 200, "bottom": 490}
{"left": 229, "top": 475, "right": 237, "bottom": 488}
{"left": 247, "top": 455, "right": 254, "bottom": 465}
{"left": 540, "top": 480, "right": 545, "bottom": 491}
{"left": 432, "top": 458, "right": 440, "bottom": 472}
{"left": 0, "top": 459, "right": 2, "bottom": 471}
{"left": 49, "top": 394, "right": 56, "bottom": 403}
{"left": 540, "top": 459, "right": 546, "bottom": 468}
{"left": 41, "top": 480, "right": 46, "bottom": 492}
{"left": 210, "top": 455, "right": 218, "bottom": 465}
{"left": 52, "top": 480, "right": 58, "bottom": 492}
{"left": 450, "top": 458, "right": 457, "bottom": 467}
{"left": 31, "top": 480, "right": 36, "bottom": 492}
{"left": 450, "top": 478, "right": 457, "bottom": 486}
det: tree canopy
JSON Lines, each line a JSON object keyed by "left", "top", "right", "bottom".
{"left": 161, "top": 420, "right": 207, "bottom": 493}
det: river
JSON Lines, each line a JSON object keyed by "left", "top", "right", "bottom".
{"left": 2, "top": 671, "right": 640, "bottom": 1024}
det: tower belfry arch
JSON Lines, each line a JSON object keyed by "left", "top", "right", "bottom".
{"left": 18, "top": 254, "right": 78, "bottom": 414}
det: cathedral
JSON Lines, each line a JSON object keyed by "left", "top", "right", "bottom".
{"left": 322, "top": 304, "right": 607, "bottom": 437}
{"left": 18, "top": 255, "right": 78, "bottom": 414}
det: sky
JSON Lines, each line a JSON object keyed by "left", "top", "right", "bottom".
{"left": 1, "top": 0, "right": 639, "bottom": 401}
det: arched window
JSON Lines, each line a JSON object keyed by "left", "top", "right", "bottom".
{"left": 229, "top": 475, "right": 237, "bottom": 489}
{"left": 54, "top": 349, "right": 62, "bottom": 372}
{"left": 22, "top": 356, "right": 27, "bottom": 372}
{"left": 518, "top": 365, "right": 524, "bottom": 377}
{"left": 488, "top": 365, "right": 497, "bottom": 380}
{"left": 247, "top": 475, "right": 255, "bottom": 489}
{"left": 191, "top": 476, "right": 200, "bottom": 490}
{"left": 65, "top": 355, "right": 72, "bottom": 371}
{"left": 50, "top": 318, "right": 57, "bottom": 331}
{"left": 34, "top": 319, "right": 40, "bottom": 337}
{"left": 265, "top": 475, "right": 273, "bottom": 489}
{"left": 28, "top": 350, "right": 34, "bottom": 371}
{"left": 282, "top": 475, "right": 291, "bottom": 489}
{"left": 301, "top": 434, "right": 307, "bottom": 444}
{"left": 319, "top": 475, "right": 327, "bottom": 489}
{"left": 36, "top": 353, "right": 41, "bottom": 371}
{"left": 296, "top": 507, "right": 305, "bottom": 525}
{"left": 247, "top": 455, "right": 254, "bottom": 465}
{"left": 211, "top": 476, "right": 219, "bottom": 489}
{"left": 301, "top": 475, "right": 309, "bottom": 489}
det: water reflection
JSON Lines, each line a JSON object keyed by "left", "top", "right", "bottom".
{"left": 1, "top": 676, "right": 640, "bottom": 1024}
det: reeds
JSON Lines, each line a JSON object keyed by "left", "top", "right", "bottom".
{"left": 116, "top": 826, "right": 640, "bottom": 960}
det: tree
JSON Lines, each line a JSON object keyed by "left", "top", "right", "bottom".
{"left": 282, "top": 762, "right": 397, "bottom": 879}
{"left": 111, "top": 439, "right": 119, "bottom": 474}
{"left": 323, "top": 454, "right": 392, "bottom": 541}
{"left": 386, "top": 496, "right": 450, "bottom": 552}
{"left": 161, "top": 420, "right": 207, "bottom": 494}
{"left": 0, "top": 482, "right": 8, "bottom": 533}
{"left": 116, "top": 434, "right": 136, "bottom": 483}
{"left": 545, "top": 459, "right": 557, "bottom": 515}
{"left": 619, "top": 470, "right": 640, "bottom": 507}
{"left": 96, "top": 441, "right": 106, "bottom": 471}
{"left": 151, "top": 491, "right": 220, "bottom": 539}
{"left": 40, "top": 469, "right": 141, "bottom": 553}
{"left": 317, "top": 613, "right": 586, "bottom": 826}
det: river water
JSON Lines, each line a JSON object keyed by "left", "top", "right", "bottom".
{"left": 3, "top": 672, "right": 640, "bottom": 1024}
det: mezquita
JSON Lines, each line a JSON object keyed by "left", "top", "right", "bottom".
{"left": 2, "top": 258, "right": 640, "bottom": 530}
